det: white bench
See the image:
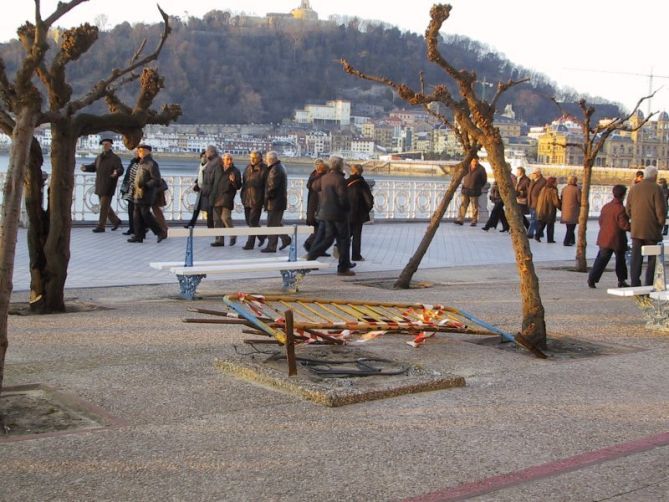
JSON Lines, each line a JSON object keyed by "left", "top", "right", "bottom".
{"left": 152, "top": 225, "right": 328, "bottom": 299}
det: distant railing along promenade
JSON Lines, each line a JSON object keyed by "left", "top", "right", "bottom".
{"left": 0, "top": 173, "right": 615, "bottom": 225}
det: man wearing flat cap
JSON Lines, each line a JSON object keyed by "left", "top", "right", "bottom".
{"left": 81, "top": 137, "right": 124, "bottom": 232}
{"left": 128, "top": 144, "right": 167, "bottom": 243}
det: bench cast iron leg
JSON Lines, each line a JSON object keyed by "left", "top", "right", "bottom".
{"left": 281, "top": 270, "right": 305, "bottom": 293}
{"left": 633, "top": 296, "right": 669, "bottom": 331}
{"left": 177, "top": 274, "right": 206, "bottom": 300}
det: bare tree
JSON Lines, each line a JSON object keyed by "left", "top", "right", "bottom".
{"left": 22, "top": 6, "right": 181, "bottom": 313}
{"left": 343, "top": 4, "right": 547, "bottom": 354}
{"left": 551, "top": 97, "right": 654, "bottom": 272}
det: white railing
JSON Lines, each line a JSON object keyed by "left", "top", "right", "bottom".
{"left": 0, "top": 172, "right": 617, "bottom": 224}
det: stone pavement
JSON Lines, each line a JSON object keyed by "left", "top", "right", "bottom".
{"left": 3, "top": 221, "right": 668, "bottom": 501}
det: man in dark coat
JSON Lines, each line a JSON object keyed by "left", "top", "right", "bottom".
{"left": 241, "top": 150, "right": 268, "bottom": 250}
{"left": 455, "top": 157, "right": 487, "bottom": 226}
{"left": 261, "top": 151, "right": 291, "bottom": 253}
{"left": 527, "top": 168, "right": 546, "bottom": 238}
{"left": 81, "top": 138, "right": 124, "bottom": 232}
{"left": 209, "top": 153, "right": 242, "bottom": 247}
{"left": 198, "top": 145, "right": 221, "bottom": 230}
{"left": 588, "top": 185, "right": 631, "bottom": 288}
{"left": 307, "top": 156, "right": 356, "bottom": 276}
{"left": 128, "top": 144, "right": 166, "bottom": 243}
{"left": 303, "top": 159, "right": 328, "bottom": 252}
{"left": 515, "top": 166, "right": 531, "bottom": 229}
{"left": 346, "top": 164, "right": 374, "bottom": 261}
{"left": 626, "top": 165, "right": 667, "bottom": 286}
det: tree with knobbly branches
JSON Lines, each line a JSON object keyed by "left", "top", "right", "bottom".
{"left": 343, "top": 4, "right": 547, "bottom": 355}
{"left": 0, "top": 0, "right": 181, "bottom": 395}
{"left": 552, "top": 97, "right": 655, "bottom": 272}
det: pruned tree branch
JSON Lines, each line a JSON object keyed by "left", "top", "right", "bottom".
{"left": 490, "top": 78, "right": 530, "bottom": 109}
{"left": 43, "top": 0, "right": 90, "bottom": 29}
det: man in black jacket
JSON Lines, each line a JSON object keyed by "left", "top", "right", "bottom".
{"left": 261, "top": 151, "right": 291, "bottom": 253}
{"left": 210, "top": 153, "right": 242, "bottom": 247}
{"left": 128, "top": 144, "right": 166, "bottom": 243}
{"left": 81, "top": 138, "right": 124, "bottom": 232}
{"left": 241, "top": 150, "right": 268, "bottom": 250}
{"left": 454, "top": 157, "right": 487, "bottom": 227}
{"left": 307, "top": 156, "right": 356, "bottom": 276}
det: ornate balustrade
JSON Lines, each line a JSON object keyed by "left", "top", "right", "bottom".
{"left": 0, "top": 172, "right": 619, "bottom": 224}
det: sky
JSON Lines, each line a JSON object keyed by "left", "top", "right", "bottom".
{"left": 2, "top": 0, "right": 669, "bottom": 117}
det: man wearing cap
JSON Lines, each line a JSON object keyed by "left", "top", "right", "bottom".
{"left": 81, "top": 138, "right": 124, "bottom": 232}
{"left": 128, "top": 144, "right": 167, "bottom": 243}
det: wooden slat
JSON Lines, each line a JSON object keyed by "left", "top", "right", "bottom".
{"left": 167, "top": 225, "right": 313, "bottom": 238}
{"left": 170, "top": 260, "right": 328, "bottom": 276}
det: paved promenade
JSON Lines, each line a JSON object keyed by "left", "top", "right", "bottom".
{"left": 4, "top": 220, "right": 668, "bottom": 501}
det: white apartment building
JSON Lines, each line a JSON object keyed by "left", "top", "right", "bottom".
{"left": 350, "top": 139, "right": 375, "bottom": 157}
{"left": 305, "top": 131, "right": 331, "bottom": 157}
{"left": 294, "top": 99, "right": 351, "bottom": 126}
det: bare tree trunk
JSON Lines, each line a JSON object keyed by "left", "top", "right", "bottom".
{"left": 24, "top": 139, "right": 48, "bottom": 311}
{"left": 0, "top": 108, "right": 39, "bottom": 392}
{"left": 394, "top": 155, "right": 472, "bottom": 288}
{"left": 484, "top": 137, "right": 547, "bottom": 350}
{"left": 575, "top": 160, "right": 593, "bottom": 272}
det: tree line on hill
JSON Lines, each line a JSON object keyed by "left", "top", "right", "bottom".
{"left": 0, "top": 10, "right": 622, "bottom": 126}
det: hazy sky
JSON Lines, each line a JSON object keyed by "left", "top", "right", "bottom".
{"left": 3, "top": 1, "right": 668, "bottom": 116}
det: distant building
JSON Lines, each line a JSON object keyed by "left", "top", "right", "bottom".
{"left": 294, "top": 99, "right": 351, "bottom": 127}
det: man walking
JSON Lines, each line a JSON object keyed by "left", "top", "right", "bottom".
{"left": 199, "top": 145, "right": 221, "bottom": 230}
{"left": 626, "top": 165, "right": 667, "bottom": 286}
{"left": 241, "top": 150, "right": 268, "bottom": 250}
{"left": 527, "top": 168, "right": 546, "bottom": 238}
{"left": 588, "top": 185, "right": 630, "bottom": 288}
{"left": 127, "top": 144, "right": 166, "bottom": 243}
{"left": 261, "top": 151, "right": 291, "bottom": 253}
{"left": 210, "top": 153, "right": 241, "bottom": 247}
{"left": 81, "top": 138, "right": 124, "bottom": 232}
{"left": 307, "top": 156, "right": 356, "bottom": 276}
{"left": 454, "top": 157, "right": 487, "bottom": 226}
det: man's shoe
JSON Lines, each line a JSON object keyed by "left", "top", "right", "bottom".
{"left": 157, "top": 232, "right": 168, "bottom": 243}
{"left": 321, "top": 252, "right": 331, "bottom": 257}
{"left": 618, "top": 281, "right": 630, "bottom": 288}
{"left": 261, "top": 247, "right": 277, "bottom": 253}
{"left": 92, "top": 227, "right": 105, "bottom": 233}
{"left": 348, "top": 263, "right": 356, "bottom": 269}
{"left": 210, "top": 241, "right": 225, "bottom": 247}
{"left": 279, "top": 237, "right": 292, "bottom": 250}
{"left": 587, "top": 278, "right": 596, "bottom": 289}
{"left": 337, "top": 270, "right": 356, "bottom": 276}
{"left": 127, "top": 236, "right": 143, "bottom": 243}
{"left": 122, "top": 230, "right": 133, "bottom": 236}
{"left": 481, "top": 227, "right": 489, "bottom": 231}
{"left": 500, "top": 228, "right": 509, "bottom": 233}
{"left": 242, "top": 244, "right": 254, "bottom": 250}
{"left": 534, "top": 236, "right": 541, "bottom": 242}
{"left": 257, "top": 237, "right": 266, "bottom": 247}
{"left": 111, "top": 221, "right": 121, "bottom": 231}
{"left": 352, "top": 256, "right": 365, "bottom": 261}
{"left": 547, "top": 240, "right": 556, "bottom": 243}
{"left": 470, "top": 222, "right": 477, "bottom": 227}
{"left": 453, "top": 221, "right": 463, "bottom": 226}
{"left": 229, "top": 237, "right": 236, "bottom": 246}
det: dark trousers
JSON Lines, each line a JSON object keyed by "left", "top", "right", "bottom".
{"left": 308, "top": 219, "right": 352, "bottom": 272}
{"left": 134, "top": 203, "right": 162, "bottom": 239}
{"left": 265, "top": 209, "right": 290, "bottom": 250}
{"left": 563, "top": 223, "right": 576, "bottom": 246}
{"left": 535, "top": 221, "right": 555, "bottom": 242}
{"left": 187, "top": 194, "right": 203, "bottom": 227}
{"left": 304, "top": 220, "right": 320, "bottom": 251}
{"left": 518, "top": 203, "right": 530, "bottom": 229}
{"left": 98, "top": 194, "right": 121, "bottom": 229}
{"left": 528, "top": 208, "right": 543, "bottom": 238}
{"left": 483, "top": 201, "right": 508, "bottom": 230}
{"left": 350, "top": 221, "right": 364, "bottom": 259}
{"left": 589, "top": 247, "right": 628, "bottom": 285}
{"left": 630, "top": 238, "right": 658, "bottom": 287}
{"left": 126, "top": 200, "right": 135, "bottom": 234}
{"left": 244, "top": 206, "right": 263, "bottom": 247}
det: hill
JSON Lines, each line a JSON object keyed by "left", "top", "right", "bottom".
{"left": 0, "top": 11, "right": 622, "bottom": 125}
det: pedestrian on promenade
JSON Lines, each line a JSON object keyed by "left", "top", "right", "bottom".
{"left": 152, "top": 176, "right": 169, "bottom": 236}
{"left": 119, "top": 150, "right": 140, "bottom": 236}
{"left": 307, "top": 155, "right": 356, "bottom": 276}
{"left": 527, "top": 168, "right": 546, "bottom": 238}
{"left": 454, "top": 157, "right": 487, "bottom": 227}
{"left": 347, "top": 163, "right": 374, "bottom": 261}
{"left": 241, "top": 150, "right": 268, "bottom": 250}
{"left": 81, "top": 138, "right": 124, "bottom": 232}
{"left": 304, "top": 159, "right": 328, "bottom": 252}
{"left": 210, "top": 153, "right": 241, "bottom": 247}
{"left": 560, "top": 175, "right": 581, "bottom": 246}
{"left": 626, "top": 165, "right": 667, "bottom": 286}
{"left": 515, "top": 166, "right": 530, "bottom": 229}
{"left": 588, "top": 184, "right": 630, "bottom": 288}
{"left": 184, "top": 150, "right": 208, "bottom": 228}
{"left": 128, "top": 144, "right": 167, "bottom": 243}
{"left": 658, "top": 177, "right": 669, "bottom": 236}
{"left": 261, "top": 151, "right": 291, "bottom": 253}
{"left": 534, "top": 176, "right": 560, "bottom": 243}
{"left": 633, "top": 170, "right": 644, "bottom": 185}
{"left": 199, "top": 145, "right": 221, "bottom": 230}
{"left": 482, "top": 173, "right": 513, "bottom": 232}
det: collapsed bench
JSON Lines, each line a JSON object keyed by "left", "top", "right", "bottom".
{"left": 150, "top": 225, "right": 329, "bottom": 299}
{"left": 607, "top": 241, "right": 668, "bottom": 331}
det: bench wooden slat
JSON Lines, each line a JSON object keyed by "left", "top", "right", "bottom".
{"left": 170, "top": 260, "right": 329, "bottom": 276}
{"left": 649, "top": 290, "right": 669, "bottom": 300}
{"left": 150, "top": 257, "right": 290, "bottom": 270}
{"left": 167, "top": 225, "right": 313, "bottom": 238}
{"left": 606, "top": 286, "right": 655, "bottom": 297}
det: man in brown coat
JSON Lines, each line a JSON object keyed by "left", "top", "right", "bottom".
{"left": 560, "top": 175, "right": 581, "bottom": 246}
{"left": 588, "top": 185, "right": 630, "bottom": 288}
{"left": 454, "top": 157, "right": 487, "bottom": 226}
{"left": 625, "top": 165, "right": 667, "bottom": 286}
{"left": 526, "top": 168, "right": 546, "bottom": 238}
{"left": 81, "top": 138, "right": 124, "bottom": 232}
